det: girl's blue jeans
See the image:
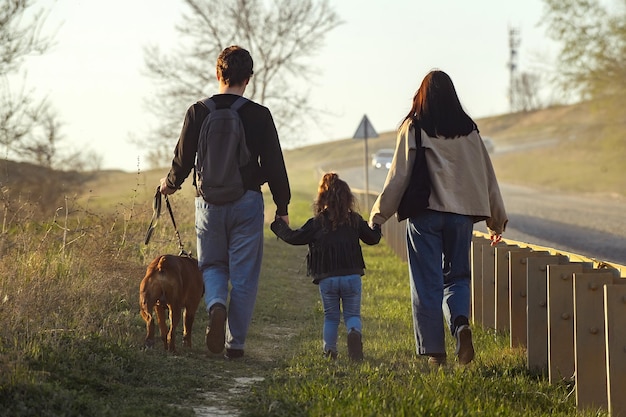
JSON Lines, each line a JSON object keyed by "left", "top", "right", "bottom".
{"left": 318, "top": 274, "right": 362, "bottom": 354}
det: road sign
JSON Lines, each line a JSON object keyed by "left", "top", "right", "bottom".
{"left": 353, "top": 115, "right": 379, "bottom": 139}
{"left": 352, "top": 115, "right": 378, "bottom": 210}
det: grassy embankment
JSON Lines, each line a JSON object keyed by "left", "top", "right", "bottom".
{"left": 0, "top": 101, "right": 621, "bottom": 416}
{"left": 357, "top": 100, "right": 625, "bottom": 198}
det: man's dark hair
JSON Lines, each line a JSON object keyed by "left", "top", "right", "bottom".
{"left": 216, "top": 46, "right": 254, "bottom": 86}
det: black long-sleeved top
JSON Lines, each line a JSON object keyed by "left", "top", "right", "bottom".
{"left": 271, "top": 212, "right": 382, "bottom": 283}
{"left": 165, "top": 94, "right": 291, "bottom": 215}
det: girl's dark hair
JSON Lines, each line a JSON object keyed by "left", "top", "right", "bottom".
{"left": 216, "top": 45, "right": 254, "bottom": 86}
{"left": 403, "top": 70, "right": 477, "bottom": 138}
{"left": 314, "top": 173, "right": 357, "bottom": 230}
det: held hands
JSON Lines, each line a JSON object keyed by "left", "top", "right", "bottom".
{"left": 270, "top": 214, "right": 289, "bottom": 240}
{"left": 276, "top": 214, "right": 289, "bottom": 226}
{"left": 490, "top": 234, "right": 503, "bottom": 246}
{"left": 369, "top": 221, "right": 382, "bottom": 232}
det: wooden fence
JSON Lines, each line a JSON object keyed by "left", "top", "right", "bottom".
{"left": 379, "top": 218, "right": 626, "bottom": 416}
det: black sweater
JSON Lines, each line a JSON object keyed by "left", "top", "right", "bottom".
{"left": 165, "top": 94, "right": 291, "bottom": 215}
{"left": 271, "top": 212, "right": 382, "bottom": 283}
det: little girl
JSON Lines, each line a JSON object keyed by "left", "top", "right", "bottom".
{"left": 271, "top": 173, "right": 381, "bottom": 360}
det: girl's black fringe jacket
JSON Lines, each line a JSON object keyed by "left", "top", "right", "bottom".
{"left": 271, "top": 211, "right": 381, "bottom": 284}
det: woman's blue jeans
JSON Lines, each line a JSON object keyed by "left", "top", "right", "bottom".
{"left": 195, "top": 191, "right": 264, "bottom": 351}
{"left": 406, "top": 210, "right": 473, "bottom": 355}
{"left": 318, "top": 274, "right": 362, "bottom": 354}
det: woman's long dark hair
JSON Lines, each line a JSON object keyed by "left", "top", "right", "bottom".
{"left": 314, "top": 173, "right": 357, "bottom": 230}
{"left": 403, "top": 70, "right": 476, "bottom": 138}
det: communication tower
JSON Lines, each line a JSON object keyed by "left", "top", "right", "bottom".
{"left": 508, "top": 26, "right": 521, "bottom": 112}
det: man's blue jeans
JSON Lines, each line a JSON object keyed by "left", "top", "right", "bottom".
{"left": 406, "top": 210, "right": 473, "bottom": 355}
{"left": 195, "top": 190, "right": 264, "bottom": 351}
{"left": 318, "top": 274, "right": 362, "bottom": 354}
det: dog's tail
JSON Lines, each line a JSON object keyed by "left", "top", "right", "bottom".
{"left": 157, "top": 255, "right": 167, "bottom": 272}
{"left": 156, "top": 255, "right": 183, "bottom": 289}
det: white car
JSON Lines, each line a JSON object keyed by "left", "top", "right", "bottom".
{"left": 372, "top": 148, "right": 394, "bottom": 169}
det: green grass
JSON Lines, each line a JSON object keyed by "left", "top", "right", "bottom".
{"left": 1, "top": 99, "right": 621, "bottom": 416}
{"left": 0, "top": 182, "right": 606, "bottom": 416}
{"left": 234, "top": 240, "right": 596, "bottom": 417}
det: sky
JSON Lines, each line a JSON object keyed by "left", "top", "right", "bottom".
{"left": 18, "top": 0, "right": 557, "bottom": 172}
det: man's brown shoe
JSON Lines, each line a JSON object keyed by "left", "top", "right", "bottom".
{"left": 224, "top": 348, "right": 244, "bottom": 360}
{"left": 205, "top": 303, "right": 226, "bottom": 354}
{"left": 427, "top": 354, "right": 447, "bottom": 367}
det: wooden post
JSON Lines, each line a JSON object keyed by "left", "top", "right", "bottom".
{"left": 573, "top": 271, "right": 614, "bottom": 411}
{"left": 494, "top": 245, "right": 526, "bottom": 332}
{"left": 546, "top": 263, "right": 586, "bottom": 384}
{"left": 382, "top": 219, "right": 407, "bottom": 263}
{"left": 398, "top": 220, "right": 407, "bottom": 262}
{"left": 471, "top": 235, "right": 490, "bottom": 326}
{"left": 526, "top": 255, "right": 568, "bottom": 374}
{"left": 508, "top": 250, "right": 549, "bottom": 348}
{"left": 604, "top": 284, "right": 626, "bottom": 417}
{"left": 481, "top": 244, "right": 496, "bottom": 329}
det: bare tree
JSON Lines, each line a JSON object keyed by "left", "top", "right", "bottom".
{"left": 0, "top": 0, "right": 60, "bottom": 165}
{"left": 511, "top": 71, "right": 544, "bottom": 112}
{"left": 141, "top": 0, "right": 342, "bottom": 167}
{"left": 20, "top": 105, "right": 62, "bottom": 168}
{"left": 0, "top": 0, "right": 98, "bottom": 172}
{"left": 0, "top": 0, "right": 51, "bottom": 75}
{"left": 0, "top": 79, "right": 35, "bottom": 150}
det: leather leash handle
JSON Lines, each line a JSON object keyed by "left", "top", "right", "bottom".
{"left": 144, "top": 186, "right": 162, "bottom": 245}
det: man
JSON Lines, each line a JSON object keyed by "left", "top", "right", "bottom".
{"left": 160, "top": 45, "right": 290, "bottom": 360}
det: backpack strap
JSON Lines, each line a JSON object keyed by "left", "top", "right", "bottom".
{"left": 199, "top": 97, "right": 216, "bottom": 112}
{"left": 199, "top": 96, "right": 248, "bottom": 112}
{"left": 230, "top": 96, "right": 248, "bottom": 112}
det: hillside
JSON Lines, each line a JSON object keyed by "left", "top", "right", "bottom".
{"left": 285, "top": 100, "right": 625, "bottom": 198}
{"left": 2, "top": 100, "right": 623, "bottom": 210}
{"left": 481, "top": 102, "right": 625, "bottom": 197}
{"left": 0, "top": 159, "right": 96, "bottom": 215}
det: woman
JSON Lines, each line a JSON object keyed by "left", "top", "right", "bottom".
{"left": 272, "top": 173, "right": 381, "bottom": 361}
{"left": 369, "top": 70, "right": 507, "bottom": 366}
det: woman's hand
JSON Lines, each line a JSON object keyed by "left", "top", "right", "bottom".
{"left": 490, "top": 234, "right": 502, "bottom": 246}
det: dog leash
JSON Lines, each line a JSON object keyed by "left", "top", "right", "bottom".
{"left": 144, "top": 186, "right": 189, "bottom": 257}
{"left": 143, "top": 186, "right": 162, "bottom": 245}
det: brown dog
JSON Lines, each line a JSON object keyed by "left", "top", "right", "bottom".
{"left": 139, "top": 254, "right": 204, "bottom": 352}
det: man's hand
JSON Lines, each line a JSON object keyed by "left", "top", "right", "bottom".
{"left": 277, "top": 214, "right": 289, "bottom": 225}
{"left": 159, "top": 177, "right": 176, "bottom": 195}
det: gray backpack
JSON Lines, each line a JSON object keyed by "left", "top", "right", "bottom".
{"left": 195, "top": 96, "right": 250, "bottom": 204}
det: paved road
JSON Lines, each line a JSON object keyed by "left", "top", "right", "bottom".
{"left": 338, "top": 166, "right": 626, "bottom": 266}
{"left": 494, "top": 183, "right": 626, "bottom": 265}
